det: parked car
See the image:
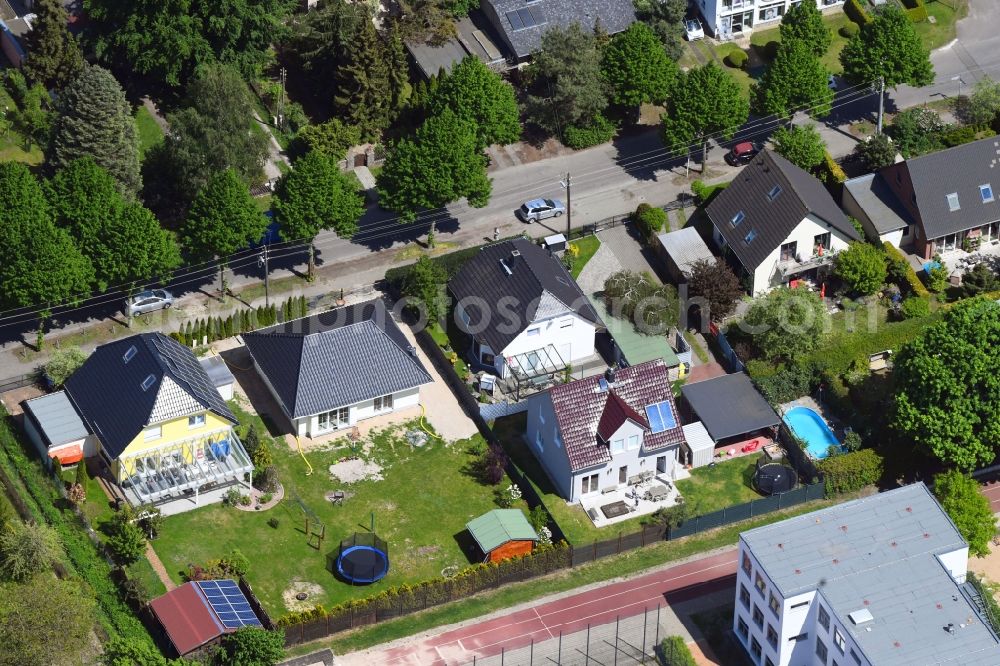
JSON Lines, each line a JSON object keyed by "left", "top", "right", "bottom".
{"left": 125, "top": 289, "right": 174, "bottom": 317}
{"left": 725, "top": 141, "right": 760, "bottom": 166}
{"left": 828, "top": 74, "right": 838, "bottom": 90}
{"left": 685, "top": 18, "right": 704, "bottom": 41}
{"left": 517, "top": 198, "right": 565, "bottom": 223}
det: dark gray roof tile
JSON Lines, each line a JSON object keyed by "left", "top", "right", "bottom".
{"left": 484, "top": 0, "right": 635, "bottom": 58}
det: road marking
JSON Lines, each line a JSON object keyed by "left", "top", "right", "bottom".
{"left": 535, "top": 606, "right": 555, "bottom": 640}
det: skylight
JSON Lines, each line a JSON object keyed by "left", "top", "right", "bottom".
{"left": 767, "top": 185, "right": 782, "bottom": 201}
{"left": 730, "top": 210, "right": 745, "bottom": 227}
{"left": 745, "top": 229, "right": 758, "bottom": 244}
{"left": 980, "top": 184, "right": 994, "bottom": 203}
{"left": 946, "top": 192, "right": 960, "bottom": 212}
{"left": 123, "top": 345, "right": 137, "bottom": 364}
{"left": 141, "top": 374, "right": 157, "bottom": 391}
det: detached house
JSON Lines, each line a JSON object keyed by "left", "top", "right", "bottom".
{"left": 449, "top": 237, "right": 604, "bottom": 382}
{"left": 707, "top": 149, "right": 859, "bottom": 295}
{"left": 243, "top": 300, "right": 432, "bottom": 438}
{"left": 524, "top": 359, "right": 685, "bottom": 502}
{"left": 695, "top": 0, "right": 845, "bottom": 40}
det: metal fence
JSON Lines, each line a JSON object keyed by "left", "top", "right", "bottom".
{"left": 709, "top": 324, "right": 745, "bottom": 373}
{"left": 0, "top": 371, "right": 38, "bottom": 395}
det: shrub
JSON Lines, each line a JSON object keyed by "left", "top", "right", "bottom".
{"left": 901, "top": 0, "right": 928, "bottom": 22}
{"left": 818, "top": 150, "right": 846, "bottom": 185}
{"left": 748, "top": 360, "right": 815, "bottom": 405}
{"left": 883, "top": 242, "right": 929, "bottom": 297}
{"left": 224, "top": 488, "right": 242, "bottom": 506}
{"left": 839, "top": 22, "right": 859, "bottom": 38}
{"left": 845, "top": 0, "right": 872, "bottom": 25}
{"left": 661, "top": 636, "right": 697, "bottom": 666}
{"left": 817, "top": 449, "right": 884, "bottom": 495}
{"left": 267, "top": 517, "right": 280, "bottom": 529}
{"left": 691, "top": 179, "right": 729, "bottom": 206}
{"left": 44, "top": 347, "right": 87, "bottom": 388}
{"left": 258, "top": 492, "right": 273, "bottom": 505}
{"left": 834, "top": 242, "right": 887, "bottom": 295}
{"left": 843, "top": 430, "right": 862, "bottom": 452}
{"left": 940, "top": 125, "right": 977, "bottom": 148}
{"left": 926, "top": 261, "right": 949, "bottom": 293}
{"left": 900, "top": 296, "right": 930, "bottom": 319}
{"left": 238, "top": 494, "right": 252, "bottom": 506}
{"left": 724, "top": 49, "right": 748, "bottom": 69}
{"left": 632, "top": 203, "right": 667, "bottom": 240}
{"left": 563, "top": 113, "right": 618, "bottom": 150}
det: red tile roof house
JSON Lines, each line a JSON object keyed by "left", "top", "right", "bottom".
{"left": 524, "top": 359, "right": 686, "bottom": 504}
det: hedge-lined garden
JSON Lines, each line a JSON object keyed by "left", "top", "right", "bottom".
{"left": 169, "top": 295, "right": 308, "bottom": 347}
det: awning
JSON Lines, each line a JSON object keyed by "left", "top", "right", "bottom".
{"left": 50, "top": 444, "right": 83, "bottom": 465}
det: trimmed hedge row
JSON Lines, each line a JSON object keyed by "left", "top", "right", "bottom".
{"left": 884, "top": 242, "right": 930, "bottom": 297}
{"left": 661, "top": 636, "right": 698, "bottom": 666}
{"left": 901, "top": 0, "right": 928, "bottom": 22}
{"left": 563, "top": 113, "right": 618, "bottom": 150}
{"left": 170, "top": 296, "right": 307, "bottom": 347}
{"left": 819, "top": 150, "right": 847, "bottom": 185}
{"left": 817, "top": 449, "right": 884, "bottom": 495}
{"left": 845, "top": 0, "right": 872, "bottom": 25}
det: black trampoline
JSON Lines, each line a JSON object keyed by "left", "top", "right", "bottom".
{"left": 754, "top": 462, "right": 798, "bottom": 496}
{"left": 335, "top": 533, "right": 389, "bottom": 584}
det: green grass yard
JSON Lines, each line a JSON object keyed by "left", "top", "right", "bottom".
{"left": 568, "top": 235, "right": 601, "bottom": 279}
{"left": 134, "top": 106, "right": 164, "bottom": 160}
{"left": 675, "top": 456, "right": 761, "bottom": 516}
{"left": 915, "top": 1, "right": 967, "bottom": 52}
{"left": 749, "top": 12, "right": 853, "bottom": 74}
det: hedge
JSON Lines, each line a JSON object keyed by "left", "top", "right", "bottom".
{"left": 845, "top": 0, "right": 872, "bottom": 25}
{"left": 819, "top": 151, "right": 847, "bottom": 185}
{"left": 691, "top": 179, "right": 730, "bottom": 206}
{"left": 901, "top": 0, "right": 928, "bottom": 22}
{"left": 169, "top": 295, "right": 308, "bottom": 348}
{"left": 633, "top": 203, "right": 667, "bottom": 240}
{"left": 724, "top": 49, "right": 748, "bottom": 69}
{"left": 384, "top": 243, "right": 485, "bottom": 291}
{"left": 563, "top": 113, "right": 618, "bottom": 150}
{"left": 900, "top": 296, "right": 931, "bottom": 319}
{"left": 661, "top": 636, "right": 697, "bottom": 666}
{"left": 884, "top": 242, "right": 930, "bottom": 297}
{"left": 839, "top": 22, "right": 859, "bottom": 38}
{"left": 747, "top": 359, "right": 815, "bottom": 405}
{"left": 817, "top": 449, "right": 884, "bottom": 496}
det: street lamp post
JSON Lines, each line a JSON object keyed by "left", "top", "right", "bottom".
{"left": 951, "top": 75, "right": 966, "bottom": 99}
{"left": 559, "top": 173, "right": 571, "bottom": 239}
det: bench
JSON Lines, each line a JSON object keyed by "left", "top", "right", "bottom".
{"left": 601, "top": 485, "right": 619, "bottom": 495}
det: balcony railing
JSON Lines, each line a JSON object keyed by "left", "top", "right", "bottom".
{"left": 722, "top": 0, "right": 754, "bottom": 10}
{"left": 778, "top": 252, "right": 836, "bottom": 277}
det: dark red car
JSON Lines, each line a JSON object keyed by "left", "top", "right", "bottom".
{"left": 725, "top": 141, "right": 760, "bottom": 166}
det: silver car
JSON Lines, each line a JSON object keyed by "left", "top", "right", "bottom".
{"left": 125, "top": 289, "right": 173, "bottom": 317}
{"left": 517, "top": 198, "right": 566, "bottom": 223}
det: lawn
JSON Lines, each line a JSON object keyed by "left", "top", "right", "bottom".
{"left": 675, "top": 456, "right": 762, "bottom": 516}
{"left": 914, "top": 1, "right": 967, "bottom": 52}
{"left": 749, "top": 11, "right": 854, "bottom": 74}
{"left": 134, "top": 106, "right": 164, "bottom": 160}
{"left": 151, "top": 399, "right": 513, "bottom": 617}
{"left": 568, "top": 235, "right": 601, "bottom": 279}
{"left": 0, "top": 87, "right": 43, "bottom": 165}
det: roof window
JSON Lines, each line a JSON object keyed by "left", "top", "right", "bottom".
{"left": 767, "top": 185, "right": 782, "bottom": 201}
{"left": 946, "top": 192, "right": 960, "bottom": 212}
{"left": 141, "top": 374, "right": 157, "bottom": 391}
{"left": 123, "top": 345, "right": 137, "bottom": 364}
{"left": 980, "top": 184, "right": 994, "bottom": 203}
{"left": 731, "top": 210, "right": 745, "bottom": 227}
{"left": 745, "top": 230, "right": 758, "bottom": 244}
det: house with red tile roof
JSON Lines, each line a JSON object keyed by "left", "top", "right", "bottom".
{"left": 524, "top": 359, "right": 686, "bottom": 502}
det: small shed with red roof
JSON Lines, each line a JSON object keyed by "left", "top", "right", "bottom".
{"left": 150, "top": 579, "right": 263, "bottom": 656}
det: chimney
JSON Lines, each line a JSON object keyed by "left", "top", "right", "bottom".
{"left": 407, "top": 345, "right": 417, "bottom": 357}
{"left": 605, "top": 366, "right": 616, "bottom": 385}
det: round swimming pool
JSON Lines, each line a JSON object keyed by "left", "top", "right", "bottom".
{"left": 783, "top": 406, "right": 840, "bottom": 459}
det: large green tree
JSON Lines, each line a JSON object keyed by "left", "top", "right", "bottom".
{"left": 526, "top": 23, "right": 608, "bottom": 136}
{"left": 219, "top": 626, "right": 286, "bottom": 666}
{"left": 661, "top": 62, "right": 748, "bottom": 171}
{"left": 334, "top": 17, "right": 393, "bottom": 139}
{"left": 753, "top": 39, "right": 833, "bottom": 119}
{"left": 855, "top": 131, "right": 897, "bottom": 171}
{"left": 601, "top": 22, "right": 677, "bottom": 109}
{"left": 934, "top": 470, "right": 997, "bottom": 557}
{"left": 48, "top": 64, "right": 141, "bottom": 196}
{"left": 273, "top": 151, "right": 363, "bottom": 280}
{"left": 378, "top": 107, "right": 491, "bottom": 222}
{"left": 779, "top": 0, "right": 831, "bottom": 57}
{"left": 47, "top": 158, "right": 180, "bottom": 291}
{"left": 961, "top": 76, "right": 1000, "bottom": 127}
{"left": 83, "top": 0, "right": 293, "bottom": 87}
{"left": 430, "top": 56, "right": 520, "bottom": 150}
{"left": 833, "top": 241, "right": 887, "bottom": 295}
{"left": 0, "top": 576, "right": 95, "bottom": 666}
{"left": 892, "top": 298, "right": 1000, "bottom": 470}
{"left": 181, "top": 169, "right": 268, "bottom": 294}
{"left": 632, "top": 0, "right": 687, "bottom": 60}
{"left": 741, "top": 287, "right": 826, "bottom": 362}
{"left": 21, "top": 0, "right": 84, "bottom": 90}
{"left": 772, "top": 123, "right": 827, "bottom": 172}
{"left": 840, "top": 5, "right": 933, "bottom": 88}
{"left": 0, "top": 521, "right": 62, "bottom": 582}
{"left": 285, "top": 0, "right": 367, "bottom": 101}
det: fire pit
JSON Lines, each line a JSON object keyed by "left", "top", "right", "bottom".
{"left": 295, "top": 592, "right": 308, "bottom": 601}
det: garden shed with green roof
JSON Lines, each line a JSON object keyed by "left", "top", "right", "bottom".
{"left": 466, "top": 509, "right": 539, "bottom": 563}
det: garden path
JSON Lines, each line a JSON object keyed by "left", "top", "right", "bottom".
{"left": 145, "top": 542, "right": 176, "bottom": 591}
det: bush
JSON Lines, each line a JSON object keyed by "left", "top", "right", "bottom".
{"left": 843, "top": 430, "right": 862, "bottom": 452}
{"left": 661, "top": 636, "right": 697, "bottom": 666}
{"left": 900, "top": 296, "right": 930, "bottom": 319}
{"left": 940, "top": 125, "right": 977, "bottom": 148}
{"left": 926, "top": 260, "right": 949, "bottom": 293}
{"left": 563, "top": 113, "right": 618, "bottom": 150}
{"left": 748, "top": 360, "right": 815, "bottom": 405}
{"left": 834, "top": 242, "right": 887, "bottom": 295}
{"left": 818, "top": 150, "right": 846, "bottom": 185}
{"left": 817, "top": 449, "right": 884, "bottom": 495}
{"left": 883, "top": 242, "right": 930, "bottom": 297}
{"left": 632, "top": 203, "right": 667, "bottom": 240}
{"left": 839, "top": 22, "right": 859, "bottom": 38}
{"left": 691, "top": 179, "right": 729, "bottom": 206}
{"left": 44, "top": 347, "right": 87, "bottom": 388}
{"left": 845, "top": 0, "right": 872, "bottom": 25}
{"left": 901, "top": 0, "right": 928, "bottom": 22}
{"left": 724, "top": 49, "right": 748, "bottom": 69}
{"left": 267, "top": 517, "right": 279, "bottom": 529}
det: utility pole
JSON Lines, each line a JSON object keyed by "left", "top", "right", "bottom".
{"left": 258, "top": 244, "right": 270, "bottom": 308}
{"left": 876, "top": 76, "right": 885, "bottom": 135}
{"left": 560, "top": 172, "right": 572, "bottom": 238}
{"left": 278, "top": 67, "right": 287, "bottom": 132}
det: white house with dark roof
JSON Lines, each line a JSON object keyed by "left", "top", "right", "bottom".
{"left": 524, "top": 359, "right": 685, "bottom": 503}
{"left": 242, "top": 300, "right": 432, "bottom": 438}
{"left": 695, "top": 0, "right": 845, "bottom": 40}
{"left": 706, "top": 149, "right": 860, "bottom": 295}
{"left": 734, "top": 483, "right": 1000, "bottom": 666}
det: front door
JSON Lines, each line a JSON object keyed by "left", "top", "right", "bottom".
{"left": 619, "top": 466, "right": 627, "bottom": 484}
{"left": 657, "top": 456, "right": 667, "bottom": 473}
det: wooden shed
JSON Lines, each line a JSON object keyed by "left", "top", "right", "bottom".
{"left": 466, "top": 509, "right": 539, "bottom": 563}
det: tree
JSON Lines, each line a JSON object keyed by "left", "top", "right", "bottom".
{"left": 686, "top": 258, "right": 744, "bottom": 323}
{"left": 384, "top": 18, "right": 411, "bottom": 113}
{"left": 48, "top": 65, "right": 141, "bottom": 196}
{"left": 961, "top": 262, "right": 999, "bottom": 297}
{"left": 741, "top": 287, "right": 826, "bottom": 362}
{"left": 101, "top": 636, "right": 172, "bottom": 666}
{"left": 855, "top": 132, "right": 897, "bottom": 171}
{"left": 753, "top": 39, "right": 833, "bottom": 119}
{"left": 661, "top": 62, "right": 749, "bottom": 171}
{"left": 402, "top": 256, "right": 447, "bottom": 322}
{"left": 840, "top": 5, "right": 933, "bottom": 88}
{"left": 771, "top": 124, "right": 827, "bottom": 172}
{"left": 632, "top": 0, "right": 687, "bottom": 60}
{"left": 273, "top": 151, "right": 363, "bottom": 279}
{"left": 219, "top": 626, "right": 286, "bottom": 666}
{"left": 603, "top": 270, "right": 678, "bottom": 332}
{"left": 892, "top": 298, "right": 1000, "bottom": 469}
{"left": 834, "top": 242, "right": 887, "bottom": 295}
{"left": 397, "top": 0, "right": 458, "bottom": 47}
{"left": 960, "top": 76, "right": 1000, "bottom": 127}
{"left": 43, "top": 346, "right": 87, "bottom": 388}
{"left": 601, "top": 22, "right": 677, "bottom": 109}
{"left": 47, "top": 158, "right": 180, "bottom": 291}
{"left": 888, "top": 107, "right": 945, "bottom": 157}
{"left": 284, "top": 0, "right": 367, "bottom": 107}
{"left": 934, "top": 470, "right": 997, "bottom": 557}
{"left": 525, "top": 23, "right": 608, "bottom": 136}
{"left": 0, "top": 521, "right": 62, "bottom": 581}
{"left": 7, "top": 79, "right": 53, "bottom": 152}
{"left": 107, "top": 509, "right": 146, "bottom": 564}
{"left": 182, "top": 169, "right": 268, "bottom": 294}
{"left": 292, "top": 119, "right": 362, "bottom": 160}
{"left": 779, "top": 0, "right": 831, "bottom": 57}
{"left": 21, "top": 0, "right": 83, "bottom": 90}
{"left": 334, "top": 17, "right": 393, "bottom": 139}
{"left": 0, "top": 575, "right": 95, "bottom": 666}
{"left": 378, "top": 107, "right": 491, "bottom": 222}
{"left": 430, "top": 56, "right": 520, "bottom": 150}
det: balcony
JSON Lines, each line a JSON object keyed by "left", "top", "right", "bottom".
{"left": 778, "top": 251, "right": 836, "bottom": 277}
{"left": 722, "top": 0, "right": 754, "bottom": 10}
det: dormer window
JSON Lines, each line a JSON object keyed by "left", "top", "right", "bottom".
{"left": 946, "top": 192, "right": 960, "bottom": 211}
{"left": 123, "top": 345, "right": 137, "bottom": 364}
{"left": 767, "top": 185, "right": 782, "bottom": 201}
{"left": 731, "top": 210, "right": 745, "bottom": 227}
{"left": 980, "top": 184, "right": 994, "bottom": 203}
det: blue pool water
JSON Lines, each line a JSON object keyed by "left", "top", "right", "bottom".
{"left": 783, "top": 406, "right": 840, "bottom": 459}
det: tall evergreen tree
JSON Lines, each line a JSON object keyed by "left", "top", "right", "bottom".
{"left": 334, "top": 18, "right": 392, "bottom": 139}
{"left": 22, "top": 0, "right": 84, "bottom": 90}
{"left": 779, "top": 1, "right": 831, "bottom": 57}
{"left": 385, "top": 18, "right": 412, "bottom": 113}
{"left": 753, "top": 39, "right": 833, "bottom": 119}
{"left": 430, "top": 56, "right": 520, "bottom": 150}
{"left": 48, "top": 65, "right": 141, "bottom": 196}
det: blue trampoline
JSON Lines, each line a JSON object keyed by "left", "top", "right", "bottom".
{"left": 335, "top": 533, "right": 389, "bottom": 584}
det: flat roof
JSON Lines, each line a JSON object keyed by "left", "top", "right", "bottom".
{"left": 587, "top": 295, "right": 678, "bottom": 367}
{"left": 22, "top": 391, "right": 89, "bottom": 447}
{"left": 680, "top": 373, "right": 779, "bottom": 441}
{"left": 656, "top": 227, "right": 714, "bottom": 278}
{"left": 843, "top": 173, "right": 911, "bottom": 234}
{"left": 681, "top": 421, "right": 713, "bottom": 453}
{"left": 466, "top": 509, "right": 538, "bottom": 553}
{"left": 199, "top": 355, "right": 234, "bottom": 388}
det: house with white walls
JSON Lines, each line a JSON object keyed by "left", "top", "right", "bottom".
{"left": 524, "top": 359, "right": 685, "bottom": 503}
{"left": 706, "top": 149, "right": 860, "bottom": 295}
{"left": 694, "top": 0, "right": 845, "bottom": 40}
{"left": 734, "top": 483, "right": 999, "bottom": 666}
{"left": 242, "top": 299, "right": 432, "bottom": 438}
{"left": 449, "top": 237, "right": 604, "bottom": 384}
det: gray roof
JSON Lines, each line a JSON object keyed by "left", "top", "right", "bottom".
{"left": 22, "top": 391, "right": 89, "bottom": 448}
{"left": 707, "top": 150, "right": 859, "bottom": 270}
{"left": 199, "top": 355, "right": 235, "bottom": 389}
{"left": 843, "top": 173, "right": 912, "bottom": 234}
{"left": 449, "top": 237, "right": 603, "bottom": 354}
{"left": 656, "top": 227, "right": 715, "bottom": 278}
{"left": 483, "top": 0, "right": 635, "bottom": 59}
{"left": 64, "top": 334, "right": 236, "bottom": 460}
{"left": 888, "top": 136, "right": 1000, "bottom": 239}
{"left": 742, "top": 484, "right": 1000, "bottom": 666}
{"left": 406, "top": 14, "right": 503, "bottom": 78}
{"left": 681, "top": 421, "right": 713, "bottom": 453}
{"left": 680, "top": 373, "right": 779, "bottom": 441}
{"left": 242, "top": 300, "right": 432, "bottom": 419}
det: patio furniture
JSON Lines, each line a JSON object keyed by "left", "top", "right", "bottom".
{"left": 601, "top": 501, "right": 631, "bottom": 519}
{"left": 644, "top": 485, "right": 669, "bottom": 502}
{"left": 587, "top": 508, "right": 601, "bottom": 522}
{"left": 326, "top": 490, "right": 345, "bottom": 506}
{"left": 601, "top": 485, "right": 619, "bottom": 495}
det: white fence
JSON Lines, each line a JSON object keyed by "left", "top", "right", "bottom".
{"left": 479, "top": 400, "right": 529, "bottom": 421}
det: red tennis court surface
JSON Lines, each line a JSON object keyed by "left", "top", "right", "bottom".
{"left": 371, "top": 550, "right": 736, "bottom": 665}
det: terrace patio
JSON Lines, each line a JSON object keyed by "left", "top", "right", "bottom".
{"left": 579, "top": 470, "right": 689, "bottom": 528}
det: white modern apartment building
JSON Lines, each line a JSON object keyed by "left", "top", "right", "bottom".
{"left": 695, "top": 0, "right": 845, "bottom": 40}
{"left": 733, "top": 483, "right": 1000, "bottom": 666}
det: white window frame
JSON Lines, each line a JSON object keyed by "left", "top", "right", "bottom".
{"left": 188, "top": 414, "right": 206, "bottom": 429}
{"left": 833, "top": 626, "right": 846, "bottom": 653}
{"left": 144, "top": 426, "right": 162, "bottom": 441}
{"left": 611, "top": 438, "right": 625, "bottom": 454}
{"left": 374, "top": 394, "right": 394, "bottom": 411}
{"left": 981, "top": 184, "right": 994, "bottom": 203}
{"left": 627, "top": 434, "right": 640, "bottom": 450}
{"left": 526, "top": 327, "right": 540, "bottom": 337}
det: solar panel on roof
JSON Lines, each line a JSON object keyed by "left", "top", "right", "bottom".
{"left": 645, "top": 401, "right": 676, "bottom": 433}
{"left": 528, "top": 5, "right": 546, "bottom": 25}
{"left": 645, "top": 405, "right": 664, "bottom": 433}
{"left": 517, "top": 7, "right": 536, "bottom": 28}
{"left": 506, "top": 9, "right": 523, "bottom": 30}
{"left": 196, "top": 580, "right": 262, "bottom": 630}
